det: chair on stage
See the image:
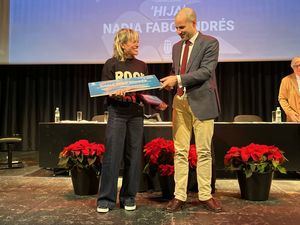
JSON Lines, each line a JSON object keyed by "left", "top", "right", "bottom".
{"left": 233, "top": 114, "right": 263, "bottom": 122}
{"left": 91, "top": 115, "right": 106, "bottom": 122}
{"left": 0, "top": 135, "right": 23, "bottom": 169}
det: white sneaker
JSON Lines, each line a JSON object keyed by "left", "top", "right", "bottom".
{"left": 124, "top": 204, "right": 136, "bottom": 211}
{"left": 97, "top": 206, "right": 109, "bottom": 213}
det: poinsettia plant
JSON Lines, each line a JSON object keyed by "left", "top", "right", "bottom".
{"left": 57, "top": 139, "right": 106, "bottom": 172}
{"left": 224, "top": 143, "right": 287, "bottom": 178}
{"left": 143, "top": 138, "right": 197, "bottom": 176}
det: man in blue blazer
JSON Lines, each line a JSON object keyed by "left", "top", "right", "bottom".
{"left": 161, "top": 7, "right": 221, "bottom": 213}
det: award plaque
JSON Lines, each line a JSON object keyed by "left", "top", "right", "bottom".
{"left": 88, "top": 75, "right": 162, "bottom": 97}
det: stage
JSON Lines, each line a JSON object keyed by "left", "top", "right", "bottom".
{"left": 1, "top": 151, "right": 300, "bottom": 225}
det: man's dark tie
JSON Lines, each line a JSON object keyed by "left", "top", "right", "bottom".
{"left": 177, "top": 40, "right": 191, "bottom": 96}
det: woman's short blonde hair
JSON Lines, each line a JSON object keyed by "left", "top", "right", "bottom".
{"left": 291, "top": 56, "right": 300, "bottom": 68}
{"left": 113, "top": 28, "right": 139, "bottom": 61}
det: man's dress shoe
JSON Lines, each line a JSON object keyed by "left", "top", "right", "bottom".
{"left": 199, "top": 197, "right": 222, "bottom": 212}
{"left": 166, "top": 198, "right": 185, "bottom": 212}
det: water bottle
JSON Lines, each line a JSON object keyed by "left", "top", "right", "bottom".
{"left": 275, "top": 107, "right": 282, "bottom": 123}
{"left": 55, "top": 107, "right": 60, "bottom": 123}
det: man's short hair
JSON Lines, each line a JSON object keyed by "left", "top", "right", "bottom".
{"left": 291, "top": 56, "right": 300, "bottom": 68}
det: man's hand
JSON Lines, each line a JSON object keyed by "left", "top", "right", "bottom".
{"left": 160, "top": 75, "right": 178, "bottom": 91}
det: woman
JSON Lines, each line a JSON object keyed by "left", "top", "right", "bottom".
{"left": 278, "top": 56, "right": 300, "bottom": 122}
{"left": 96, "top": 28, "right": 148, "bottom": 213}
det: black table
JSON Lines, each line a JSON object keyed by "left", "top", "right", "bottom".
{"left": 39, "top": 122, "right": 300, "bottom": 172}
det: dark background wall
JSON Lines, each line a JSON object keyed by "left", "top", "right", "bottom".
{"left": 0, "top": 61, "right": 292, "bottom": 151}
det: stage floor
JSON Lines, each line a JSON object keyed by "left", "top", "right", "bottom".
{"left": 0, "top": 151, "right": 300, "bottom": 225}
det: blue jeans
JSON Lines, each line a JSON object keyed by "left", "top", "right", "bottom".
{"left": 97, "top": 106, "right": 143, "bottom": 209}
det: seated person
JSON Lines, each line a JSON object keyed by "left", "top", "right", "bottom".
{"left": 278, "top": 56, "right": 300, "bottom": 122}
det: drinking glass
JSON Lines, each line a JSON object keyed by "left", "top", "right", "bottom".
{"left": 77, "top": 111, "right": 83, "bottom": 122}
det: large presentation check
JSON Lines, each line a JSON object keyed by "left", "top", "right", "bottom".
{"left": 88, "top": 75, "right": 162, "bottom": 97}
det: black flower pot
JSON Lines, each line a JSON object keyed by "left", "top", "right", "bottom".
{"left": 237, "top": 170, "right": 274, "bottom": 201}
{"left": 187, "top": 169, "right": 198, "bottom": 192}
{"left": 71, "top": 167, "right": 100, "bottom": 195}
{"left": 158, "top": 175, "right": 175, "bottom": 199}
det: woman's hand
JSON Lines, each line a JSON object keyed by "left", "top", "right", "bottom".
{"left": 109, "top": 89, "right": 125, "bottom": 99}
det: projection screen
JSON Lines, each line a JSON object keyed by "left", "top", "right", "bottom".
{"left": 5, "top": 0, "right": 300, "bottom": 64}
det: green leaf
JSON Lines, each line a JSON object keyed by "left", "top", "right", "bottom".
{"left": 245, "top": 169, "right": 252, "bottom": 178}
{"left": 277, "top": 166, "right": 287, "bottom": 174}
{"left": 88, "top": 157, "right": 96, "bottom": 166}
{"left": 78, "top": 154, "right": 84, "bottom": 163}
{"left": 76, "top": 163, "right": 84, "bottom": 169}
{"left": 250, "top": 164, "right": 256, "bottom": 173}
{"left": 143, "top": 163, "right": 150, "bottom": 174}
{"left": 272, "top": 160, "right": 279, "bottom": 168}
{"left": 57, "top": 158, "right": 69, "bottom": 168}
{"left": 257, "top": 163, "right": 267, "bottom": 173}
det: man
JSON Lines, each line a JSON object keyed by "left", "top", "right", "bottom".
{"left": 160, "top": 7, "right": 222, "bottom": 212}
{"left": 278, "top": 56, "right": 300, "bottom": 122}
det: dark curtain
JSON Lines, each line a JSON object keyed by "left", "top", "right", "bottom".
{"left": 0, "top": 61, "right": 292, "bottom": 151}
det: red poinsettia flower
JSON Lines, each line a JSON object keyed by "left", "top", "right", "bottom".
{"left": 144, "top": 138, "right": 198, "bottom": 176}
{"left": 188, "top": 144, "right": 197, "bottom": 169}
{"left": 159, "top": 164, "right": 174, "bottom": 176}
{"left": 58, "top": 139, "right": 106, "bottom": 170}
{"left": 144, "top": 137, "right": 167, "bottom": 164}
{"left": 224, "top": 146, "right": 240, "bottom": 165}
{"left": 224, "top": 143, "right": 287, "bottom": 178}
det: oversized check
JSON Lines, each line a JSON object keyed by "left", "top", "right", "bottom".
{"left": 88, "top": 75, "right": 162, "bottom": 97}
